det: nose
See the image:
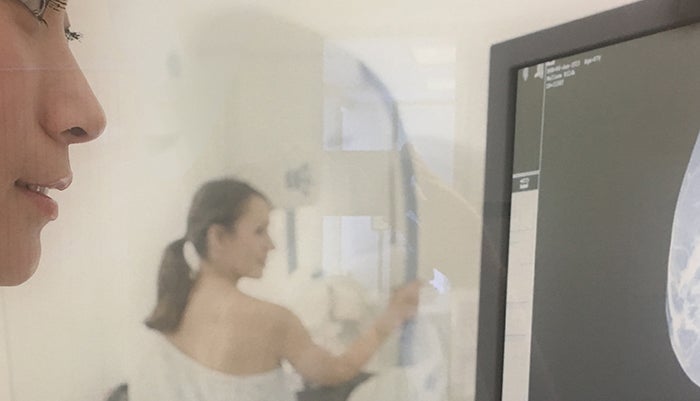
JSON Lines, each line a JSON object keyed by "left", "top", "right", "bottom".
{"left": 267, "top": 234, "right": 276, "bottom": 251}
{"left": 38, "top": 47, "right": 107, "bottom": 146}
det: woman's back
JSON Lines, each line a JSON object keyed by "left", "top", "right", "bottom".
{"left": 130, "top": 330, "right": 294, "bottom": 401}
{"left": 167, "top": 279, "right": 291, "bottom": 376}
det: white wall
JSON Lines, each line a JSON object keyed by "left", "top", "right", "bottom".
{"left": 0, "top": 1, "right": 638, "bottom": 400}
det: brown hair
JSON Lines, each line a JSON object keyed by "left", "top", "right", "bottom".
{"left": 144, "top": 178, "right": 267, "bottom": 332}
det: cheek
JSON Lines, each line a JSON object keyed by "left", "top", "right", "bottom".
{"left": 0, "top": 174, "right": 46, "bottom": 285}
{"left": 243, "top": 240, "right": 264, "bottom": 266}
{"left": 0, "top": 71, "right": 36, "bottom": 179}
{"left": 0, "top": 26, "right": 54, "bottom": 285}
{"left": 0, "top": 94, "right": 42, "bottom": 284}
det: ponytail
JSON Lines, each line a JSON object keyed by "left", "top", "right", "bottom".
{"left": 144, "top": 238, "right": 195, "bottom": 332}
{"left": 145, "top": 178, "right": 268, "bottom": 332}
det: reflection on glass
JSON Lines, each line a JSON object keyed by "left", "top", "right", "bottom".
{"left": 0, "top": 5, "right": 477, "bottom": 401}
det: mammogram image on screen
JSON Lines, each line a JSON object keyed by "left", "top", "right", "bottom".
{"left": 505, "top": 20, "right": 700, "bottom": 400}
{"left": 668, "top": 132, "right": 700, "bottom": 387}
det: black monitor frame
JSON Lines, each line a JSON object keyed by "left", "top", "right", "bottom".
{"left": 475, "top": 1, "right": 700, "bottom": 400}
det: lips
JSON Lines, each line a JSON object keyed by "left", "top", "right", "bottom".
{"left": 15, "top": 180, "right": 61, "bottom": 220}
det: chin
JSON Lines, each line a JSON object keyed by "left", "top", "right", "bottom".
{"left": 0, "top": 255, "right": 40, "bottom": 286}
{"left": 0, "top": 236, "right": 41, "bottom": 286}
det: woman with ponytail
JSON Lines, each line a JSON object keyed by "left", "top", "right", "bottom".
{"left": 130, "top": 177, "right": 421, "bottom": 401}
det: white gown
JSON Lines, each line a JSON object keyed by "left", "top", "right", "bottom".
{"left": 128, "top": 333, "right": 294, "bottom": 401}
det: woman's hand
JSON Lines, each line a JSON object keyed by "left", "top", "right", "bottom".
{"left": 283, "top": 280, "right": 423, "bottom": 386}
{"left": 377, "top": 280, "right": 422, "bottom": 336}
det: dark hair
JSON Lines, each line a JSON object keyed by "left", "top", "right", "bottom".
{"left": 144, "top": 178, "right": 267, "bottom": 332}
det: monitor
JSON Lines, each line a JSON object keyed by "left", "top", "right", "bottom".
{"left": 476, "top": 1, "right": 700, "bottom": 400}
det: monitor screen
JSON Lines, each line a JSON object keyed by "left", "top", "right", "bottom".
{"left": 477, "top": 1, "right": 700, "bottom": 400}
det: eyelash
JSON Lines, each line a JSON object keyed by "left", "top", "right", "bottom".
{"left": 34, "top": 18, "right": 83, "bottom": 41}
{"left": 27, "top": 0, "right": 79, "bottom": 41}
{"left": 65, "top": 28, "right": 82, "bottom": 41}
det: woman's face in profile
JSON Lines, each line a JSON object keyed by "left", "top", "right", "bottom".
{"left": 217, "top": 196, "right": 276, "bottom": 280}
{"left": 0, "top": 0, "right": 106, "bottom": 285}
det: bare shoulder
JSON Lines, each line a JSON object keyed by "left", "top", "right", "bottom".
{"left": 240, "top": 295, "right": 298, "bottom": 327}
